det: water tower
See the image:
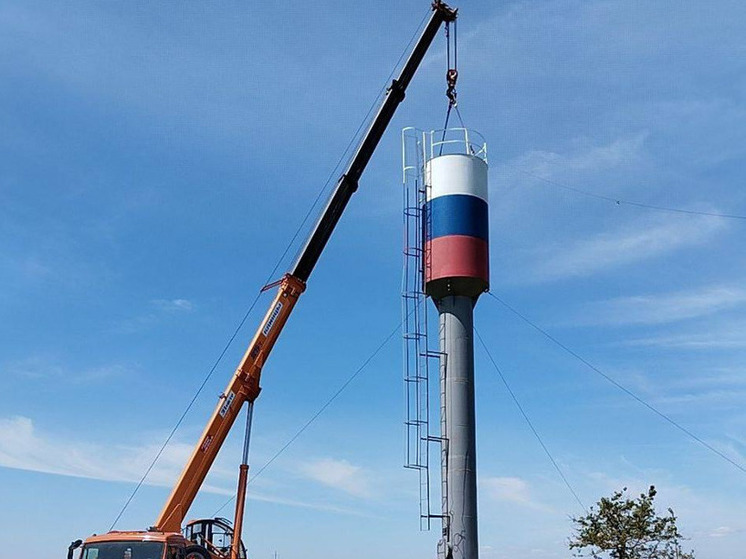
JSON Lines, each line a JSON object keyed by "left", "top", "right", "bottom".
{"left": 402, "top": 128, "right": 488, "bottom": 559}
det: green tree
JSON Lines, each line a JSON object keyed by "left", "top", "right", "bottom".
{"left": 569, "top": 485, "right": 694, "bottom": 559}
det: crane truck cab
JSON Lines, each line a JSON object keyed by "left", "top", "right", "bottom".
{"left": 70, "top": 518, "right": 246, "bottom": 559}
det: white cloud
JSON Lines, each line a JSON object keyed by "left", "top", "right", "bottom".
{"left": 626, "top": 321, "right": 746, "bottom": 350}
{"left": 299, "top": 458, "right": 373, "bottom": 499}
{"left": 508, "top": 133, "right": 648, "bottom": 179}
{"left": 152, "top": 298, "right": 194, "bottom": 313}
{"left": 1, "top": 253, "right": 53, "bottom": 281}
{"left": 593, "top": 365, "right": 746, "bottom": 412}
{"left": 580, "top": 286, "right": 746, "bottom": 326}
{"left": 0, "top": 415, "right": 197, "bottom": 487}
{"left": 483, "top": 476, "right": 531, "bottom": 503}
{"left": 493, "top": 134, "right": 651, "bottom": 223}
{"left": 115, "top": 298, "right": 196, "bottom": 332}
{"left": 481, "top": 476, "right": 548, "bottom": 511}
{"left": 4, "top": 356, "right": 129, "bottom": 383}
{"left": 710, "top": 526, "right": 739, "bottom": 538}
{"left": 532, "top": 215, "right": 726, "bottom": 281}
{"left": 651, "top": 390, "right": 746, "bottom": 409}
{"left": 0, "top": 416, "right": 369, "bottom": 516}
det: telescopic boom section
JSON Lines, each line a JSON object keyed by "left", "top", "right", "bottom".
{"left": 154, "top": 0, "right": 457, "bottom": 534}
{"left": 156, "top": 275, "right": 305, "bottom": 533}
{"left": 292, "top": 0, "right": 457, "bottom": 281}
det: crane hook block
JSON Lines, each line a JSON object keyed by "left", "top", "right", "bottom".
{"left": 446, "top": 68, "right": 458, "bottom": 106}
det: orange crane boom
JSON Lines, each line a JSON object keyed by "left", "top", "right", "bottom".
{"left": 155, "top": 274, "right": 305, "bottom": 533}
{"left": 71, "top": 3, "right": 458, "bottom": 559}
{"left": 155, "top": 2, "right": 457, "bottom": 534}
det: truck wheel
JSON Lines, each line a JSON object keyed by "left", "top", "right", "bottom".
{"left": 184, "top": 545, "right": 210, "bottom": 559}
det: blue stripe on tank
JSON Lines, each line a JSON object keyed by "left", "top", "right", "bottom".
{"left": 424, "top": 194, "right": 489, "bottom": 242}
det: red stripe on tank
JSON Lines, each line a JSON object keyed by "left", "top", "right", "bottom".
{"left": 425, "top": 235, "right": 489, "bottom": 284}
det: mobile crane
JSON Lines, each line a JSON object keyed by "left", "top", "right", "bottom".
{"left": 68, "top": 2, "right": 458, "bottom": 559}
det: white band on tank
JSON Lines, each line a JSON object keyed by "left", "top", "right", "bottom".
{"left": 426, "top": 154, "right": 488, "bottom": 203}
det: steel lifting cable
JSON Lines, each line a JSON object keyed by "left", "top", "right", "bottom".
{"left": 440, "top": 19, "right": 466, "bottom": 156}
{"left": 445, "top": 20, "right": 457, "bottom": 108}
{"left": 451, "top": 18, "right": 466, "bottom": 130}
{"left": 439, "top": 25, "right": 453, "bottom": 155}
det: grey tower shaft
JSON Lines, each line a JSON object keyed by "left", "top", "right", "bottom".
{"left": 438, "top": 295, "right": 479, "bottom": 559}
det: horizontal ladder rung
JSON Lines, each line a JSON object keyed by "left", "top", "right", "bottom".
{"left": 403, "top": 333, "right": 426, "bottom": 340}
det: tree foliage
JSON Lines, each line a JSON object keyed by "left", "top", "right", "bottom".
{"left": 569, "top": 485, "right": 694, "bottom": 559}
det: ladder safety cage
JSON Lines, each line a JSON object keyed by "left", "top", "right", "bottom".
{"left": 401, "top": 127, "right": 446, "bottom": 531}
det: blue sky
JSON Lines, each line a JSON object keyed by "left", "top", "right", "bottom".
{"left": 2, "top": 1, "right": 746, "bottom": 558}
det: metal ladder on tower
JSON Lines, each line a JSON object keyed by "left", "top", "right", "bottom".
{"left": 401, "top": 128, "right": 447, "bottom": 531}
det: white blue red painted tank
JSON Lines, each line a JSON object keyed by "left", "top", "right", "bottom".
{"left": 424, "top": 149, "right": 489, "bottom": 300}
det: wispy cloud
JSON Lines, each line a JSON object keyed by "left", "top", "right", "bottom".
{"left": 0, "top": 416, "right": 367, "bottom": 516}
{"left": 0, "top": 253, "right": 53, "bottom": 282}
{"left": 4, "top": 356, "right": 129, "bottom": 383}
{"left": 494, "top": 133, "right": 650, "bottom": 221}
{"left": 578, "top": 286, "right": 746, "bottom": 326}
{"left": 710, "top": 526, "right": 743, "bottom": 538}
{"left": 116, "top": 297, "right": 195, "bottom": 333}
{"left": 0, "top": 415, "right": 194, "bottom": 487}
{"left": 299, "top": 458, "right": 373, "bottom": 499}
{"left": 152, "top": 298, "right": 195, "bottom": 313}
{"left": 588, "top": 364, "right": 746, "bottom": 414}
{"left": 651, "top": 390, "right": 746, "bottom": 409}
{"left": 507, "top": 133, "right": 648, "bottom": 179}
{"left": 481, "top": 476, "right": 551, "bottom": 512}
{"left": 618, "top": 366, "right": 746, "bottom": 400}
{"left": 531, "top": 215, "right": 726, "bottom": 281}
{"left": 625, "top": 321, "right": 746, "bottom": 350}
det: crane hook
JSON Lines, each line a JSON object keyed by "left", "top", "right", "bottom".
{"left": 446, "top": 68, "right": 458, "bottom": 107}
{"left": 444, "top": 19, "right": 458, "bottom": 108}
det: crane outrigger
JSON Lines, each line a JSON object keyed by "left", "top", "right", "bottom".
{"left": 68, "top": 3, "right": 458, "bottom": 559}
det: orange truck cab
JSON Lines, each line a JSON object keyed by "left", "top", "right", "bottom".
{"left": 71, "top": 531, "right": 188, "bottom": 559}
{"left": 69, "top": 518, "right": 246, "bottom": 559}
